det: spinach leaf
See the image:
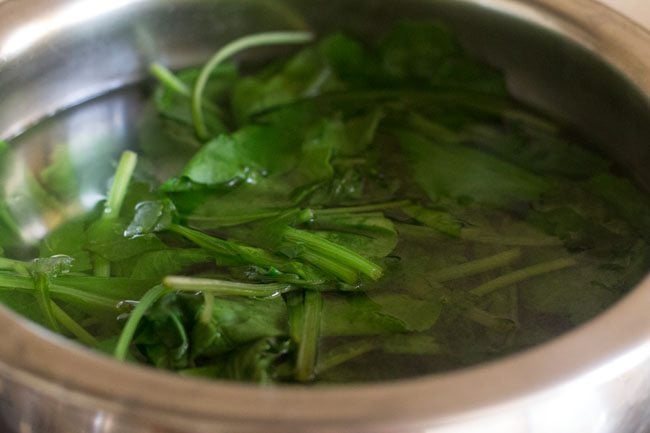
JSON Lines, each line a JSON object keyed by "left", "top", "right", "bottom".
{"left": 309, "top": 212, "right": 398, "bottom": 258}
{"left": 232, "top": 47, "right": 339, "bottom": 121}
{"left": 191, "top": 294, "right": 288, "bottom": 358}
{"left": 320, "top": 292, "right": 442, "bottom": 336}
{"left": 588, "top": 173, "right": 650, "bottom": 241}
{"left": 397, "top": 130, "right": 548, "bottom": 207}
{"left": 112, "top": 249, "right": 213, "bottom": 279}
{"left": 86, "top": 218, "right": 166, "bottom": 261}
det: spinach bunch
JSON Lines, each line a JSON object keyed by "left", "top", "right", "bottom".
{"left": 0, "top": 21, "right": 649, "bottom": 384}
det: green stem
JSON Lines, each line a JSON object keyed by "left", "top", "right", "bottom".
{"left": 186, "top": 209, "right": 286, "bottom": 228}
{"left": 299, "top": 250, "right": 358, "bottom": 285}
{"left": 396, "top": 223, "right": 561, "bottom": 247}
{"left": 93, "top": 256, "right": 111, "bottom": 279}
{"left": 284, "top": 227, "right": 383, "bottom": 281}
{"left": 430, "top": 248, "right": 521, "bottom": 282}
{"left": 192, "top": 31, "right": 313, "bottom": 140}
{"left": 95, "top": 151, "right": 138, "bottom": 277}
{"left": 0, "top": 257, "right": 30, "bottom": 275}
{"left": 104, "top": 151, "right": 138, "bottom": 220}
{"left": 470, "top": 257, "right": 578, "bottom": 297}
{"left": 461, "top": 228, "right": 562, "bottom": 247}
{"left": 295, "top": 290, "right": 322, "bottom": 382}
{"left": 316, "top": 339, "right": 377, "bottom": 374}
{"left": 286, "top": 291, "right": 305, "bottom": 345}
{"left": 200, "top": 292, "right": 215, "bottom": 324}
{"left": 462, "top": 305, "right": 516, "bottom": 332}
{"left": 406, "top": 112, "right": 463, "bottom": 143}
{"left": 149, "top": 63, "right": 223, "bottom": 117}
{"left": 170, "top": 224, "right": 300, "bottom": 274}
{"left": 0, "top": 272, "right": 119, "bottom": 310}
{"left": 51, "top": 302, "right": 98, "bottom": 347}
{"left": 150, "top": 63, "right": 191, "bottom": 97}
{"left": 34, "top": 273, "right": 60, "bottom": 332}
{"left": 313, "top": 200, "right": 411, "bottom": 216}
{"left": 163, "top": 276, "right": 293, "bottom": 298}
{"left": 170, "top": 223, "right": 237, "bottom": 256}
{"left": 254, "top": 89, "right": 552, "bottom": 128}
{"left": 114, "top": 285, "right": 168, "bottom": 361}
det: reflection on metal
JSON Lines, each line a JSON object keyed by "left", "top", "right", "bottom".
{"left": 0, "top": 0, "right": 140, "bottom": 61}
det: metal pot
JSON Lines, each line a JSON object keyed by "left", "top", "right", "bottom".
{"left": 1, "top": 0, "right": 650, "bottom": 432}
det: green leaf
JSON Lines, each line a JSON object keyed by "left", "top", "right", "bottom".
{"left": 112, "top": 249, "right": 213, "bottom": 279}
{"left": 588, "top": 173, "right": 650, "bottom": 242}
{"left": 153, "top": 64, "right": 236, "bottom": 135}
{"left": 191, "top": 295, "right": 288, "bottom": 359}
{"left": 309, "top": 212, "right": 398, "bottom": 258}
{"left": 180, "top": 116, "right": 336, "bottom": 225}
{"left": 216, "top": 337, "right": 292, "bottom": 383}
{"left": 0, "top": 291, "right": 47, "bottom": 326}
{"left": 379, "top": 21, "right": 460, "bottom": 81}
{"left": 465, "top": 123, "right": 610, "bottom": 178}
{"left": 39, "top": 144, "right": 80, "bottom": 203}
{"left": 86, "top": 218, "right": 166, "bottom": 261}
{"left": 402, "top": 205, "right": 462, "bottom": 237}
{"left": 321, "top": 292, "right": 442, "bottom": 336}
{"left": 40, "top": 215, "right": 96, "bottom": 272}
{"left": 319, "top": 33, "right": 380, "bottom": 87}
{"left": 232, "top": 47, "right": 339, "bottom": 121}
{"left": 136, "top": 292, "right": 190, "bottom": 368}
{"left": 124, "top": 199, "right": 175, "bottom": 237}
{"left": 398, "top": 130, "right": 548, "bottom": 207}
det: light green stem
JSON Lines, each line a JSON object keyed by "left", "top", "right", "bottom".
{"left": 470, "top": 257, "right": 578, "bottom": 297}
{"left": 105, "top": 151, "right": 138, "bottom": 220}
{"left": 316, "top": 340, "right": 377, "bottom": 374}
{"left": 51, "top": 302, "right": 98, "bottom": 347}
{"left": 313, "top": 200, "right": 411, "bottom": 215}
{"left": 284, "top": 227, "right": 383, "bottom": 281}
{"left": 295, "top": 290, "right": 322, "bottom": 382}
{"left": 192, "top": 31, "right": 313, "bottom": 139}
{"left": 430, "top": 248, "right": 521, "bottom": 282}
{"left": 114, "top": 285, "right": 168, "bottom": 361}
{"left": 163, "top": 276, "right": 292, "bottom": 298}
{"left": 200, "top": 292, "right": 215, "bottom": 324}
{"left": 95, "top": 151, "right": 138, "bottom": 277}
{"left": 150, "top": 63, "right": 191, "bottom": 97}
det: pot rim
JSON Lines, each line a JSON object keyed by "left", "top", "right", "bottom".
{"left": 1, "top": 0, "right": 650, "bottom": 429}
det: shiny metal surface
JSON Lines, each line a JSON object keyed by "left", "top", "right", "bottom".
{"left": 1, "top": 1, "right": 650, "bottom": 432}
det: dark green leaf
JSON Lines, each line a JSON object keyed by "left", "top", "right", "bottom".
{"left": 398, "top": 130, "right": 548, "bottom": 207}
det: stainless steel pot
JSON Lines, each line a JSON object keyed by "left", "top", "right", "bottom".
{"left": 1, "top": 1, "right": 650, "bottom": 432}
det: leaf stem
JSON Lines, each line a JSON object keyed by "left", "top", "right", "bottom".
{"left": 163, "top": 276, "right": 292, "bottom": 298}
{"left": 114, "top": 285, "right": 168, "bottom": 361}
{"left": 0, "top": 272, "right": 119, "bottom": 310}
{"left": 430, "top": 248, "right": 521, "bottom": 282}
{"left": 313, "top": 200, "right": 411, "bottom": 215}
{"left": 284, "top": 227, "right": 383, "bottom": 281}
{"left": 295, "top": 290, "right": 322, "bottom": 382}
{"left": 51, "top": 302, "right": 98, "bottom": 347}
{"left": 150, "top": 63, "right": 191, "bottom": 97}
{"left": 95, "top": 151, "right": 138, "bottom": 277}
{"left": 33, "top": 273, "right": 60, "bottom": 332}
{"left": 316, "top": 339, "right": 377, "bottom": 374}
{"left": 200, "top": 292, "right": 215, "bottom": 324}
{"left": 105, "top": 151, "right": 138, "bottom": 220}
{"left": 470, "top": 257, "right": 578, "bottom": 297}
{"left": 192, "top": 31, "right": 313, "bottom": 140}
{"left": 396, "top": 223, "right": 561, "bottom": 247}
{"left": 0, "top": 256, "right": 30, "bottom": 274}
